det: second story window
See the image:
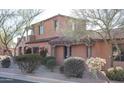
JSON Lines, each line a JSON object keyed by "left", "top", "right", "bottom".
{"left": 53, "top": 20, "right": 59, "bottom": 31}
{"left": 39, "top": 25, "right": 45, "bottom": 34}
{"left": 86, "top": 46, "right": 92, "bottom": 58}
{"left": 72, "top": 22, "right": 76, "bottom": 31}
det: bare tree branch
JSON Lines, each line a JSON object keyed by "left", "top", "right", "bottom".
{"left": 0, "top": 9, "right": 44, "bottom": 56}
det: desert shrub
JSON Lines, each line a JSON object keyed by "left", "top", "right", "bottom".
{"left": 15, "top": 54, "right": 42, "bottom": 73}
{"left": 64, "top": 57, "right": 85, "bottom": 78}
{"left": 106, "top": 66, "right": 124, "bottom": 81}
{"left": 1, "top": 57, "right": 11, "bottom": 68}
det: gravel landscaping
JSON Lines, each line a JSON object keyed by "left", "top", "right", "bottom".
{"left": 0, "top": 65, "right": 109, "bottom": 83}
{"left": 0, "top": 56, "right": 110, "bottom": 83}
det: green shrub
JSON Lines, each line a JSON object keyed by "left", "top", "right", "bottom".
{"left": 42, "top": 56, "right": 56, "bottom": 65}
{"left": 1, "top": 57, "right": 11, "bottom": 68}
{"left": 43, "top": 56, "right": 56, "bottom": 71}
{"left": 46, "top": 59, "right": 56, "bottom": 72}
{"left": 106, "top": 67, "right": 124, "bottom": 81}
{"left": 64, "top": 57, "right": 85, "bottom": 78}
{"left": 15, "top": 54, "right": 42, "bottom": 73}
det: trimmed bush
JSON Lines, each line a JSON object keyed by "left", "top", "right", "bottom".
{"left": 46, "top": 59, "right": 56, "bottom": 72}
{"left": 1, "top": 57, "right": 11, "bottom": 68}
{"left": 106, "top": 66, "right": 124, "bottom": 81}
{"left": 64, "top": 57, "right": 85, "bottom": 78}
{"left": 15, "top": 54, "right": 42, "bottom": 73}
{"left": 42, "top": 56, "right": 56, "bottom": 65}
{"left": 44, "top": 56, "right": 56, "bottom": 71}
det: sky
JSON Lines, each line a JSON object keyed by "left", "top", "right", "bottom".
{"left": 32, "top": 9, "right": 72, "bottom": 24}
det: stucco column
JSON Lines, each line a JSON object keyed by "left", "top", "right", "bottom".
{"left": 66, "top": 45, "right": 71, "bottom": 58}
{"left": 51, "top": 45, "right": 55, "bottom": 56}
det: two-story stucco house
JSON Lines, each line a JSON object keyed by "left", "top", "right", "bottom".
{"left": 17, "top": 14, "right": 124, "bottom": 70}
{"left": 17, "top": 14, "right": 86, "bottom": 58}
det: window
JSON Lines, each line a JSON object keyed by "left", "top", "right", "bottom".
{"left": 33, "top": 47, "right": 39, "bottom": 54}
{"left": 53, "top": 20, "right": 59, "bottom": 31}
{"left": 39, "top": 25, "right": 45, "bottom": 34}
{"left": 72, "top": 22, "right": 76, "bottom": 31}
{"left": 64, "top": 46, "right": 67, "bottom": 59}
{"left": 113, "top": 44, "right": 124, "bottom": 61}
{"left": 86, "top": 46, "right": 92, "bottom": 58}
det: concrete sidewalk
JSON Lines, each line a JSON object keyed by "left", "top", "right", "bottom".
{"left": 0, "top": 71, "right": 71, "bottom": 83}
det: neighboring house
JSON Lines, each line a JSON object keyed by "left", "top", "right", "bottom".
{"left": 17, "top": 14, "right": 124, "bottom": 70}
{"left": 0, "top": 46, "right": 13, "bottom": 55}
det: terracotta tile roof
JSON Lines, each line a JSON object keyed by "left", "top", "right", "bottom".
{"left": 25, "top": 36, "right": 59, "bottom": 44}
{"left": 110, "top": 28, "right": 124, "bottom": 39}
{"left": 49, "top": 28, "right": 124, "bottom": 45}
{"left": 49, "top": 36, "right": 75, "bottom": 45}
{"left": 31, "top": 14, "right": 81, "bottom": 26}
{"left": 26, "top": 28, "right": 124, "bottom": 45}
{"left": 84, "top": 28, "right": 124, "bottom": 40}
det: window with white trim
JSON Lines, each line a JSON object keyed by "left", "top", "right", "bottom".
{"left": 72, "top": 22, "right": 76, "bottom": 31}
{"left": 53, "top": 20, "right": 59, "bottom": 31}
{"left": 86, "top": 46, "right": 92, "bottom": 58}
{"left": 39, "top": 25, "right": 45, "bottom": 34}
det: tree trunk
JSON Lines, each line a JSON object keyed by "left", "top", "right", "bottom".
{"left": 13, "top": 47, "right": 17, "bottom": 57}
{"left": 5, "top": 45, "right": 13, "bottom": 57}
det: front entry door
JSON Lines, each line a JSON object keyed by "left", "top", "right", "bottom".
{"left": 64, "top": 46, "right": 67, "bottom": 59}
